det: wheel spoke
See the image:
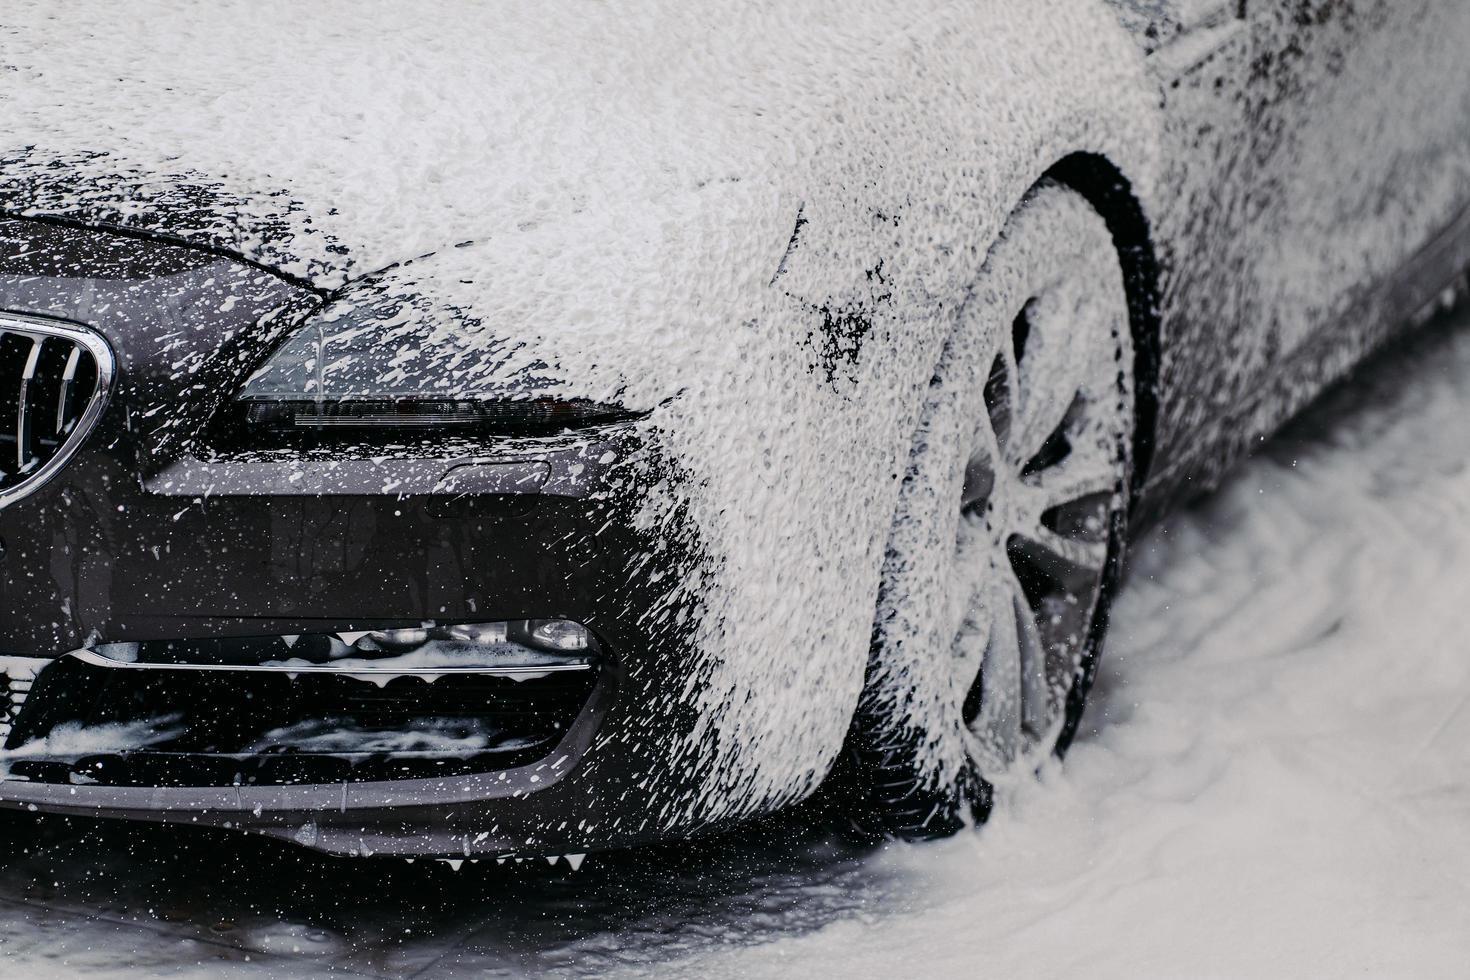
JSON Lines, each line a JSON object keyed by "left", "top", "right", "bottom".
{"left": 1009, "top": 298, "right": 1106, "bottom": 467}
{"left": 969, "top": 580, "right": 1023, "bottom": 766}
{"left": 1010, "top": 572, "right": 1052, "bottom": 739}
{"left": 960, "top": 448, "right": 997, "bottom": 514}
{"left": 949, "top": 517, "right": 999, "bottom": 668}
{"left": 1023, "top": 453, "right": 1116, "bottom": 516}
{"left": 983, "top": 346, "right": 1018, "bottom": 455}
{"left": 1012, "top": 526, "right": 1107, "bottom": 577}
{"left": 953, "top": 587, "right": 993, "bottom": 686}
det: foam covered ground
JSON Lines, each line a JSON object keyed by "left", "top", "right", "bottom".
{"left": 2, "top": 305, "right": 1469, "bottom": 977}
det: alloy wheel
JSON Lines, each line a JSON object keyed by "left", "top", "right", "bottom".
{"left": 951, "top": 298, "right": 1127, "bottom": 780}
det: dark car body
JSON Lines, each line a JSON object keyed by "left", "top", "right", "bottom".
{"left": 0, "top": 0, "right": 1468, "bottom": 857}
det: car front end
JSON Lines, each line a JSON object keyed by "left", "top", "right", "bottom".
{"left": 0, "top": 215, "right": 722, "bottom": 859}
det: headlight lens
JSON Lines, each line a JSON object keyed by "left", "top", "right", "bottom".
{"left": 234, "top": 396, "right": 637, "bottom": 439}
{"left": 218, "top": 298, "right": 639, "bottom": 444}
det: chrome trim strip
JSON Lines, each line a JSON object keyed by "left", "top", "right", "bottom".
{"left": 0, "top": 313, "right": 115, "bottom": 511}
{"left": 15, "top": 335, "right": 40, "bottom": 472}
{"left": 65, "top": 647, "right": 593, "bottom": 678}
{"left": 56, "top": 344, "right": 81, "bottom": 435}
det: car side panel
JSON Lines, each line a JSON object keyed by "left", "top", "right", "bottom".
{"left": 1133, "top": 0, "right": 1470, "bottom": 512}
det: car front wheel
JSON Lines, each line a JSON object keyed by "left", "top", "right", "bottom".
{"left": 844, "top": 179, "right": 1137, "bottom": 838}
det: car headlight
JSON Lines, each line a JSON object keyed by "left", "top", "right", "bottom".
{"left": 232, "top": 395, "right": 637, "bottom": 440}
{"left": 216, "top": 296, "right": 640, "bottom": 444}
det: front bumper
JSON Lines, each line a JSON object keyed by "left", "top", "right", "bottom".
{"left": 0, "top": 217, "right": 719, "bottom": 857}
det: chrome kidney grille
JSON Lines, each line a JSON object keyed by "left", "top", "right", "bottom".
{"left": 0, "top": 313, "right": 113, "bottom": 509}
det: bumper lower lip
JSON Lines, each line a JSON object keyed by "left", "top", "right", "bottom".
{"left": 0, "top": 769, "right": 586, "bottom": 859}
{"left": 65, "top": 645, "right": 596, "bottom": 679}
{"left": 0, "top": 648, "right": 622, "bottom": 858}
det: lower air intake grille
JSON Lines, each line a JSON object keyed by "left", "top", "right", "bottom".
{"left": 0, "top": 314, "right": 113, "bottom": 508}
{"left": 0, "top": 658, "right": 41, "bottom": 748}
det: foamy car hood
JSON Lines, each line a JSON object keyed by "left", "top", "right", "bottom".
{"left": 0, "top": 3, "right": 818, "bottom": 275}
{"left": 0, "top": 3, "right": 845, "bottom": 406}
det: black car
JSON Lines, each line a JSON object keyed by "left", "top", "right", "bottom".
{"left": 1, "top": 0, "right": 1468, "bottom": 859}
